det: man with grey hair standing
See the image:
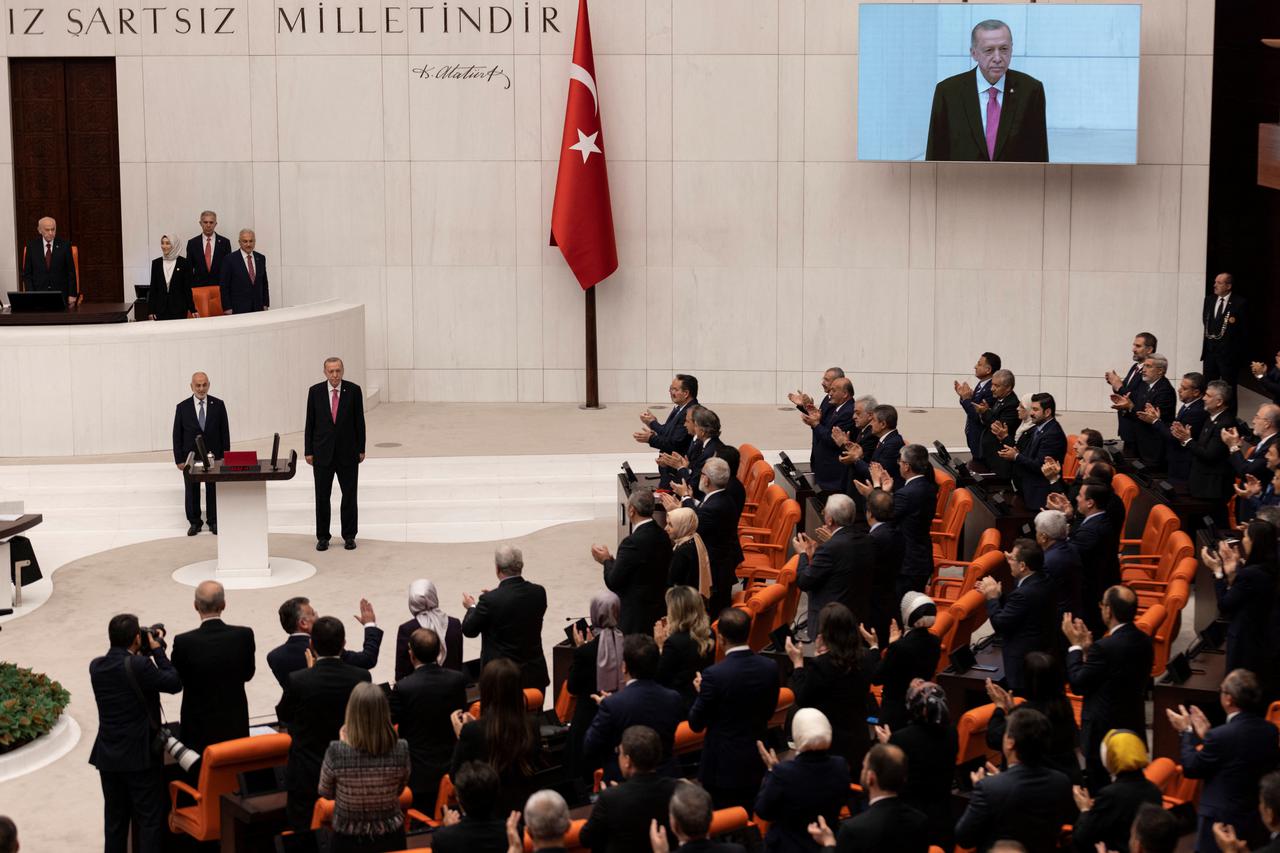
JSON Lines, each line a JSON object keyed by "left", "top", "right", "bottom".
{"left": 170, "top": 580, "right": 256, "bottom": 757}
{"left": 926, "top": 18, "right": 1048, "bottom": 162}
{"left": 21, "top": 215, "right": 78, "bottom": 302}
{"left": 1111, "top": 352, "right": 1175, "bottom": 467}
{"left": 661, "top": 456, "right": 743, "bottom": 615}
{"left": 219, "top": 228, "right": 269, "bottom": 314}
{"left": 461, "top": 545, "right": 549, "bottom": 690}
{"left": 185, "top": 210, "right": 231, "bottom": 288}
{"left": 306, "top": 356, "right": 366, "bottom": 551}
{"left": 591, "top": 488, "right": 673, "bottom": 635}
{"left": 793, "top": 493, "right": 876, "bottom": 631}
{"left": 1034, "top": 509, "right": 1082, "bottom": 623}
{"left": 511, "top": 790, "right": 571, "bottom": 851}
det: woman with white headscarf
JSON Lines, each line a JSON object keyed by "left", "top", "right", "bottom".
{"left": 564, "top": 590, "right": 623, "bottom": 788}
{"left": 754, "top": 708, "right": 851, "bottom": 853}
{"left": 858, "top": 591, "right": 942, "bottom": 731}
{"left": 665, "top": 507, "right": 712, "bottom": 601}
{"left": 147, "top": 234, "right": 195, "bottom": 320}
{"left": 394, "top": 579, "right": 463, "bottom": 681}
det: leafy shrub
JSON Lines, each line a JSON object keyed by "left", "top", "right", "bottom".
{"left": 0, "top": 662, "right": 70, "bottom": 752}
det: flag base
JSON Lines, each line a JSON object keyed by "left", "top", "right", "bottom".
{"left": 578, "top": 403, "right": 607, "bottom": 411}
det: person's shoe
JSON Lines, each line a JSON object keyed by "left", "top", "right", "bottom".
{"left": 343, "top": 539, "right": 356, "bottom": 551}
{"left": 187, "top": 524, "right": 200, "bottom": 536}
{"left": 209, "top": 524, "right": 217, "bottom": 535}
{"left": 316, "top": 539, "right": 330, "bottom": 552}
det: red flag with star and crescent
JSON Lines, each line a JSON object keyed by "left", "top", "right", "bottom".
{"left": 549, "top": 0, "right": 617, "bottom": 290}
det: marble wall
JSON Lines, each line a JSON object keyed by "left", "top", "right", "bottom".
{"left": 0, "top": 0, "right": 1213, "bottom": 411}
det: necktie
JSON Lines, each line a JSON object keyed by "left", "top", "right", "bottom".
{"left": 205, "top": 237, "right": 213, "bottom": 271}
{"left": 985, "top": 87, "right": 1001, "bottom": 161}
{"left": 246, "top": 254, "right": 256, "bottom": 283}
{"left": 331, "top": 388, "right": 339, "bottom": 423}
{"left": 1214, "top": 297, "right": 1225, "bottom": 322}
{"left": 44, "top": 242, "right": 51, "bottom": 269}
{"left": 198, "top": 399, "right": 206, "bottom": 430}
{"left": 1177, "top": 404, "right": 1185, "bottom": 420}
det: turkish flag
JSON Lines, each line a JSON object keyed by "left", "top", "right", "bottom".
{"left": 549, "top": 0, "right": 618, "bottom": 291}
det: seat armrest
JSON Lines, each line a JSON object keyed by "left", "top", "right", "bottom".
{"left": 169, "top": 780, "right": 202, "bottom": 810}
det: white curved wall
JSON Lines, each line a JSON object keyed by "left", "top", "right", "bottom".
{"left": 0, "top": 300, "right": 366, "bottom": 457}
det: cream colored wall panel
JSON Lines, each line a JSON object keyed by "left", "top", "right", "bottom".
{"left": 251, "top": 162, "right": 282, "bottom": 268}
{"left": 591, "top": 54, "right": 647, "bottom": 162}
{"left": 779, "top": 163, "right": 805, "bottom": 268}
{"left": 647, "top": 0, "right": 673, "bottom": 54}
{"left": 692, "top": 371, "right": 779, "bottom": 405}
{"left": 389, "top": 369, "right": 414, "bottom": 402}
{"left": 801, "top": 268, "right": 908, "bottom": 373}
{"left": 936, "top": 164, "right": 1045, "bottom": 270}
{"left": 1139, "top": 0, "right": 1186, "bottom": 55}
{"left": 1175, "top": 272, "right": 1206, "bottom": 373}
{"left": 647, "top": 164, "right": 674, "bottom": 267}
{"left": 1065, "top": 272, "right": 1179, "bottom": 377}
{"left": 804, "top": 55, "right": 857, "bottom": 162}
{"left": 115, "top": 57, "right": 144, "bottom": 164}
{"left": 777, "top": 268, "right": 804, "bottom": 372}
{"left": 248, "top": 0, "right": 275, "bottom": 56}
{"left": 646, "top": 55, "right": 674, "bottom": 161}
{"left": 610, "top": 162, "right": 648, "bottom": 268}
{"left": 907, "top": 268, "right": 935, "bottom": 373}
{"left": 600, "top": 370, "right": 647, "bottom": 403}
{"left": 777, "top": 372, "right": 806, "bottom": 405}
{"left": 907, "top": 372, "right": 933, "bottom": 408}
{"left": 671, "top": 268, "right": 778, "bottom": 372}
{"left": 385, "top": 266, "right": 414, "bottom": 369}
{"left": 513, "top": 54, "right": 541, "bottom": 161}
{"left": 382, "top": 55, "right": 411, "bottom": 161}
{"left": 908, "top": 163, "right": 936, "bottom": 269}
{"left": 517, "top": 369, "right": 544, "bottom": 402}
{"left": 410, "top": 162, "right": 516, "bottom": 266}
{"left": 1137, "top": 55, "right": 1184, "bottom": 165}
{"left": 383, "top": 161, "right": 412, "bottom": 266}
{"left": 516, "top": 266, "right": 543, "bottom": 369}
{"left": 118, "top": 163, "right": 151, "bottom": 273}
{"left": 542, "top": 265, "right": 586, "bottom": 369}
{"left": 848, "top": 374, "right": 907, "bottom": 409}
{"left": 249, "top": 57, "right": 279, "bottom": 161}
{"left": 575, "top": 0, "right": 646, "bottom": 55}
{"left": 1042, "top": 167, "right": 1072, "bottom": 271}
{"left": 647, "top": 371, "right": 675, "bottom": 401}
{"left": 413, "top": 370, "right": 518, "bottom": 402}
{"left": 1179, "top": 166, "right": 1208, "bottom": 273}
{"left": 780, "top": 0, "right": 805, "bottom": 54}
{"left": 142, "top": 56, "right": 251, "bottom": 162}
{"left": 515, "top": 162, "right": 543, "bottom": 267}
{"left": 934, "top": 269, "right": 1044, "bottom": 375}
{"left": 278, "top": 56, "right": 383, "bottom": 161}
{"left": 806, "top": 0, "right": 858, "bottom": 55}
{"left": 779, "top": 57, "right": 806, "bottom": 161}
{"left": 674, "top": 56, "right": 778, "bottom": 162}
{"left": 673, "top": 164, "right": 778, "bottom": 268}
{"left": 1186, "top": 0, "right": 1214, "bottom": 55}
{"left": 279, "top": 163, "right": 386, "bottom": 268}
{"left": 803, "top": 163, "right": 909, "bottom": 268}
{"left": 674, "top": 0, "right": 778, "bottom": 54}
{"left": 146, "top": 162, "right": 253, "bottom": 255}
{"left": 1040, "top": 270, "right": 1070, "bottom": 376}
{"left": 1182, "top": 55, "right": 1212, "bottom": 166}
{"left": 596, "top": 269, "right": 650, "bottom": 370}
{"left": 646, "top": 267, "right": 675, "bottom": 367}
{"left": 1069, "top": 166, "right": 1180, "bottom": 273}
{"left": 412, "top": 267, "right": 517, "bottom": 369}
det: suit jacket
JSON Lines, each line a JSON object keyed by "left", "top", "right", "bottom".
{"left": 927, "top": 68, "right": 1048, "bottom": 162}
{"left": 679, "top": 436, "right": 725, "bottom": 498}
{"left": 218, "top": 250, "right": 269, "bottom": 314}
{"left": 148, "top": 257, "right": 195, "bottom": 320}
{"left": 1215, "top": 564, "right": 1277, "bottom": 675}
{"left": 1114, "top": 362, "right": 1146, "bottom": 450}
{"left": 277, "top": 658, "right": 371, "bottom": 800}
{"left": 867, "top": 522, "right": 904, "bottom": 641}
{"left": 674, "top": 842, "right": 746, "bottom": 853}
{"left": 579, "top": 772, "right": 678, "bottom": 853}
{"left": 789, "top": 654, "right": 871, "bottom": 773}
{"left": 1042, "top": 539, "right": 1083, "bottom": 619}
{"left": 688, "top": 650, "right": 779, "bottom": 789}
{"left": 890, "top": 721, "right": 959, "bottom": 844}
{"left": 796, "top": 526, "right": 872, "bottom": 630}
{"left": 657, "top": 630, "right": 713, "bottom": 711}
{"left": 979, "top": 393, "right": 1022, "bottom": 479}
{"left": 1154, "top": 398, "right": 1208, "bottom": 482}
{"left": 170, "top": 618, "right": 256, "bottom": 755}
{"left": 1012, "top": 418, "right": 1067, "bottom": 511}
{"left": 1070, "top": 770, "right": 1162, "bottom": 853}
{"left": 868, "top": 628, "right": 940, "bottom": 730}
{"left": 389, "top": 662, "right": 469, "bottom": 803}
{"left": 1181, "top": 712, "right": 1280, "bottom": 823}
{"left": 394, "top": 615, "right": 464, "bottom": 682}
{"left": 893, "top": 476, "right": 936, "bottom": 580}
{"left": 1123, "top": 377, "right": 1176, "bottom": 467}
{"left": 985, "top": 572, "right": 1056, "bottom": 691}
{"left": 461, "top": 575, "right": 550, "bottom": 689}
{"left": 172, "top": 395, "right": 231, "bottom": 465}
{"left": 21, "top": 235, "right": 77, "bottom": 299}
{"left": 304, "top": 380, "right": 366, "bottom": 468}
{"left": 682, "top": 491, "right": 745, "bottom": 596}
{"left": 954, "top": 761, "right": 1074, "bottom": 852}
{"left": 811, "top": 399, "right": 856, "bottom": 492}
{"left": 88, "top": 647, "right": 183, "bottom": 773}
{"left": 833, "top": 796, "right": 930, "bottom": 853}
{"left": 1231, "top": 432, "right": 1279, "bottom": 488}
{"left": 266, "top": 628, "right": 382, "bottom": 691}
{"left": 1186, "top": 409, "right": 1235, "bottom": 500}
{"left": 851, "top": 430, "right": 905, "bottom": 491}
{"left": 430, "top": 816, "right": 509, "bottom": 853}
{"left": 961, "top": 378, "right": 996, "bottom": 459}
{"left": 1202, "top": 292, "right": 1248, "bottom": 362}
{"left": 186, "top": 232, "right": 233, "bottom": 288}
{"left": 1258, "top": 366, "right": 1280, "bottom": 406}
{"left": 1066, "top": 622, "right": 1152, "bottom": 734}
{"left": 649, "top": 399, "right": 697, "bottom": 486}
{"left": 753, "top": 750, "right": 851, "bottom": 853}
{"left": 604, "top": 520, "right": 673, "bottom": 635}
{"left": 1069, "top": 512, "right": 1121, "bottom": 603}
{"left": 583, "top": 679, "right": 686, "bottom": 780}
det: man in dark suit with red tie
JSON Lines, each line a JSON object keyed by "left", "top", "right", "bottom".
{"left": 1146, "top": 372, "right": 1208, "bottom": 482}
{"left": 172, "top": 371, "right": 230, "bottom": 536}
{"left": 21, "top": 216, "right": 78, "bottom": 303}
{"left": 305, "top": 357, "right": 365, "bottom": 550}
{"left": 185, "top": 210, "right": 232, "bottom": 288}
{"left": 1105, "top": 332, "right": 1157, "bottom": 458}
{"left": 635, "top": 374, "right": 698, "bottom": 488}
{"left": 218, "top": 229, "right": 269, "bottom": 315}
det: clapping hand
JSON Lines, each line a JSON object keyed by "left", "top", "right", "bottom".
{"left": 654, "top": 617, "right": 669, "bottom": 649}
{"left": 792, "top": 532, "right": 817, "bottom": 559}
{"left": 1213, "top": 822, "right": 1250, "bottom": 853}
{"left": 441, "top": 806, "right": 461, "bottom": 826}
{"left": 1252, "top": 361, "right": 1268, "bottom": 378}
{"left": 590, "top": 544, "right": 612, "bottom": 564}
{"left": 451, "top": 709, "right": 472, "bottom": 737}
{"left": 1235, "top": 474, "right": 1263, "bottom": 499}
{"left": 990, "top": 419, "right": 1009, "bottom": 440}
{"left": 970, "top": 761, "right": 1000, "bottom": 786}
{"left": 1221, "top": 427, "right": 1242, "bottom": 451}
{"left": 955, "top": 380, "right": 974, "bottom": 401}
{"left": 812, "top": 525, "right": 833, "bottom": 544}
{"left": 658, "top": 492, "right": 682, "bottom": 512}
{"left": 570, "top": 624, "right": 588, "bottom": 647}
{"left": 590, "top": 691, "right": 612, "bottom": 705}
{"left": 1216, "top": 539, "right": 1242, "bottom": 577}
{"left": 640, "top": 409, "right": 657, "bottom": 426}
{"left": 462, "top": 592, "right": 477, "bottom": 609}
{"left": 996, "top": 444, "right": 1018, "bottom": 461}
{"left": 839, "top": 443, "right": 864, "bottom": 466}
{"left": 973, "top": 400, "right": 990, "bottom": 415}
{"left": 1062, "top": 613, "right": 1093, "bottom": 651}
{"left": 671, "top": 480, "right": 692, "bottom": 499}
{"left": 304, "top": 647, "right": 317, "bottom": 668}
{"left": 756, "top": 740, "right": 780, "bottom": 770}
{"left": 807, "top": 815, "right": 836, "bottom": 848}
{"left": 1104, "top": 369, "right": 1122, "bottom": 390}
{"left": 874, "top": 724, "right": 892, "bottom": 744}
{"left": 650, "top": 820, "right": 671, "bottom": 853}
{"left": 858, "top": 623, "right": 879, "bottom": 648}
{"left": 975, "top": 575, "right": 1002, "bottom": 600}
{"left": 784, "top": 635, "right": 804, "bottom": 667}
{"left": 984, "top": 678, "right": 1015, "bottom": 712}
{"left": 831, "top": 425, "right": 850, "bottom": 447}
{"left": 1073, "top": 785, "right": 1095, "bottom": 813}
{"left": 1200, "top": 543, "right": 1224, "bottom": 575}
{"left": 1109, "top": 393, "right": 1134, "bottom": 412}
{"left": 1041, "top": 457, "right": 1062, "bottom": 481}
{"left": 1170, "top": 421, "right": 1191, "bottom": 442}
{"left": 801, "top": 411, "right": 821, "bottom": 427}
{"left": 869, "top": 462, "right": 892, "bottom": 491}
{"left": 1136, "top": 403, "right": 1160, "bottom": 424}
{"left": 692, "top": 671, "right": 702, "bottom": 694}
{"left": 633, "top": 427, "right": 655, "bottom": 443}
{"left": 505, "top": 811, "right": 524, "bottom": 853}
{"left": 888, "top": 619, "right": 902, "bottom": 645}
{"left": 1045, "top": 491, "right": 1073, "bottom": 517}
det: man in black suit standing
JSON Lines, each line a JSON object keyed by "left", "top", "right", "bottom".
{"left": 925, "top": 20, "right": 1048, "bottom": 162}
{"left": 266, "top": 596, "right": 382, "bottom": 694}
{"left": 172, "top": 371, "right": 231, "bottom": 536}
{"left": 1214, "top": 771, "right": 1280, "bottom": 853}
{"left": 390, "top": 628, "right": 468, "bottom": 810}
{"left": 660, "top": 457, "right": 743, "bottom": 616}
{"left": 1035, "top": 509, "right": 1083, "bottom": 625}
{"left": 21, "top": 216, "right": 77, "bottom": 303}
{"left": 1106, "top": 332, "right": 1158, "bottom": 457}
{"left": 218, "top": 229, "right": 269, "bottom": 315}
{"left": 977, "top": 540, "right": 1056, "bottom": 692}
{"left": 955, "top": 352, "right": 1001, "bottom": 460}
{"left": 857, "top": 444, "right": 935, "bottom": 600}
{"left": 304, "top": 356, "right": 366, "bottom": 551}
{"left": 688, "top": 608, "right": 779, "bottom": 809}
{"left": 277, "top": 615, "right": 372, "bottom": 832}
{"left": 1225, "top": 404, "right": 1280, "bottom": 489}
{"left": 794, "top": 494, "right": 873, "bottom": 632}
{"left": 1145, "top": 371, "right": 1208, "bottom": 482}
{"left": 1169, "top": 669, "right": 1280, "bottom": 852}
{"left": 635, "top": 374, "right": 698, "bottom": 488}
{"left": 1172, "top": 380, "right": 1235, "bottom": 522}
{"left": 1112, "top": 354, "right": 1177, "bottom": 467}
{"left": 580, "top": 725, "right": 678, "bottom": 853}
{"left": 89, "top": 615, "right": 183, "bottom": 853}
{"left": 427, "top": 762, "right": 507, "bottom": 853}
{"left": 1064, "top": 585, "right": 1153, "bottom": 793}
{"left": 1048, "top": 481, "right": 1119, "bottom": 635}
{"left": 1202, "top": 272, "right": 1247, "bottom": 397}
{"left": 185, "top": 210, "right": 232, "bottom": 288}
{"left": 170, "top": 581, "right": 255, "bottom": 757}
{"left": 804, "top": 377, "right": 856, "bottom": 494}
{"left": 997, "top": 391, "right": 1067, "bottom": 511}
{"left": 649, "top": 780, "right": 748, "bottom": 853}
{"left": 807, "top": 744, "right": 929, "bottom": 853}
{"left": 846, "top": 404, "right": 906, "bottom": 491}
{"left": 865, "top": 490, "right": 904, "bottom": 646}
{"left": 461, "top": 544, "right": 550, "bottom": 690}
{"left": 977, "top": 369, "right": 1021, "bottom": 479}
{"left": 591, "top": 489, "right": 673, "bottom": 635}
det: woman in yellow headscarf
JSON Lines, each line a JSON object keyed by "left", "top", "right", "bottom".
{"left": 1070, "top": 729, "right": 1163, "bottom": 852}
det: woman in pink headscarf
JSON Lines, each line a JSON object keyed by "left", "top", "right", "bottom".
{"left": 394, "top": 579, "right": 464, "bottom": 681}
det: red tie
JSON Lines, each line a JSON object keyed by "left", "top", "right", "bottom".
{"left": 246, "top": 254, "right": 255, "bottom": 283}
{"left": 204, "top": 237, "right": 212, "bottom": 271}
{"left": 44, "top": 242, "right": 51, "bottom": 269}
{"left": 330, "top": 388, "right": 339, "bottom": 423}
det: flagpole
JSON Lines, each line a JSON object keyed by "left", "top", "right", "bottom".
{"left": 583, "top": 286, "right": 601, "bottom": 409}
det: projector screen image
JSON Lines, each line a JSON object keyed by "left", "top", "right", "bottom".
{"left": 857, "top": 4, "right": 1141, "bottom": 164}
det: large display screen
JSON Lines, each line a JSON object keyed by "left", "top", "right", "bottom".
{"left": 857, "top": 4, "right": 1141, "bottom": 164}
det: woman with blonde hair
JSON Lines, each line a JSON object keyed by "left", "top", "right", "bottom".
{"left": 1070, "top": 729, "right": 1162, "bottom": 853}
{"left": 654, "top": 585, "right": 715, "bottom": 709}
{"left": 665, "top": 507, "right": 712, "bottom": 602}
{"left": 318, "top": 682, "right": 411, "bottom": 852}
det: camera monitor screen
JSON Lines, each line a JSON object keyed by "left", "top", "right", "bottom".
{"left": 857, "top": 4, "right": 1141, "bottom": 164}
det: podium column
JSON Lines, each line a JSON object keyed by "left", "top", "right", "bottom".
{"left": 215, "top": 481, "right": 270, "bottom": 576}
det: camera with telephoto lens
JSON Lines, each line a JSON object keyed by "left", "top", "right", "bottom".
{"left": 139, "top": 623, "right": 166, "bottom": 651}
{"left": 159, "top": 728, "right": 201, "bottom": 771}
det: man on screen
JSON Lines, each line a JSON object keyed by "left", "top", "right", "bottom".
{"left": 926, "top": 19, "right": 1048, "bottom": 163}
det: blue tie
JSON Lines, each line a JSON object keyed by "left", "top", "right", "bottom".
{"left": 198, "top": 399, "right": 206, "bottom": 430}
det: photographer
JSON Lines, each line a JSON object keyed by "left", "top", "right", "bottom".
{"left": 88, "top": 614, "right": 183, "bottom": 853}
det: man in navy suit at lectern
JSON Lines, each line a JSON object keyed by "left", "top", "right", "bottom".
{"left": 305, "top": 357, "right": 366, "bottom": 552}
{"left": 172, "top": 371, "right": 230, "bottom": 536}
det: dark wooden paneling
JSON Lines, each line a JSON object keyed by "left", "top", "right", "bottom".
{"left": 9, "top": 58, "right": 122, "bottom": 302}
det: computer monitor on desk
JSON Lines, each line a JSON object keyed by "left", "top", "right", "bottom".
{"left": 6, "top": 291, "right": 66, "bottom": 312}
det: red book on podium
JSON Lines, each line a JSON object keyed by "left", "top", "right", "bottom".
{"left": 222, "top": 450, "right": 259, "bottom": 472}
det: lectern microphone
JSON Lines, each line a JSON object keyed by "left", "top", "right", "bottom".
{"left": 271, "top": 433, "right": 281, "bottom": 471}
{"left": 194, "top": 435, "right": 210, "bottom": 469}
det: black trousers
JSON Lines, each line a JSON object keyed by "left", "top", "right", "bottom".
{"left": 331, "top": 827, "right": 407, "bottom": 853}
{"left": 99, "top": 766, "right": 167, "bottom": 853}
{"left": 314, "top": 460, "right": 358, "bottom": 541}
{"left": 1203, "top": 347, "right": 1240, "bottom": 412}
{"left": 184, "top": 480, "right": 217, "bottom": 524}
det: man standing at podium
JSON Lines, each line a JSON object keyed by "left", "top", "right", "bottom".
{"left": 172, "top": 372, "right": 230, "bottom": 536}
{"left": 305, "top": 357, "right": 365, "bottom": 551}
{"left": 21, "top": 216, "right": 78, "bottom": 304}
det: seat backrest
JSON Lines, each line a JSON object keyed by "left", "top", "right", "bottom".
{"left": 1268, "top": 701, "right": 1280, "bottom": 725}
{"left": 1154, "top": 531, "right": 1194, "bottom": 581}
{"left": 948, "top": 589, "right": 990, "bottom": 651}
{"left": 743, "top": 459, "right": 775, "bottom": 509}
{"left": 709, "top": 806, "right": 751, "bottom": 837}
{"left": 1162, "top": 578, "right": 1191, "bottom": 617}
{"left": 1062, "top": 437, "right": 1082, "bottom": 482}
{"left": 1112, "top": 474, "right": 1140, "bottom": 522}
{"left": 1139, "top": 504, "right": 1180, "bottom": 554}
{"left": 737, "top": 443, "right": 764, "bottom": 482}
{"left": 933, "top": 468, "right": 956, "bottom": 519}
{"left": 192, "top": 285, "right": 222, "bottom": 317}
{"left": 958, "top": 549, "right": 1006, "bottom": 598}
{"left": 933, "top": 488, "right": 973, "bottom": 561}
{"left": 973, "top": 526, "right": 1002, "bottom": 559}
{"left": 746, "top": 583, "right": 788, "bottom": 651}
{"left": 746, "top": 484, "right": 787, "bottom": 529}
{"left": 189, "top": 733, "right": 291, "bottom": 831}
{"left": 928, "top": 609, "right": 957, "bottom": 673}
{"left": 773, "top": 560, "right": 801, "bottom": 630}
{"left": 470, "top": 688, "right": 545, "bottom": 717}
{"left": 1168, "top": 556, "right": 1198, "bottom": 585}
{"left": 554, "top": 681, "right": 576, "bottom": 725}
{"left": 1134, "top": 603, "right": 1165, "bottom": 637}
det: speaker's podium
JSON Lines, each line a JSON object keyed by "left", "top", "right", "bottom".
{"left": 173, "top": 446, "right": 316, "bottom": 589}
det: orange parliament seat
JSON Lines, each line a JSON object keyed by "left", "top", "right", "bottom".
{"left": 737, "top": 443, "right": 764, "bottom": 482}
{"left": 955, "top": 700, "right": 1023, "bottom": 766}
{"left": 522, "top": 818, "right": 588, "bottom": 853}
{"left": 1111, "top": 473, "right": 1140, "bottom": 530}
{"left": 946, "top": 589, "right": 990, "bottom": 654}
{"left": 930, "top": 487, "right": 972, "bottom": 563}
{"left": 1134, "top": 556, "right": 1196, "bottom": 612}
{"left": 931, "top": 468, "right": 957, "bottom": 528}
{"left": 738, "top": 497, "right": 801, "bottom": 580}
{"left": 927, "top": 609, "right": 958, "bottom": 673}
{"left": 930, "top": 539, "right": 1004, "bottom": 605}
{"left": 313, "top": 787, "right": 430, "bottom": 832}
{"left": 740, "top": 459, "right": 775, "bottom": 518}
{"left": 1268, "top": 701, "right": 1280, "bottom": 726}
{"left": 554, "top": 680, "right": 577, "bottom": 725}
{"left": 1123, "top": 531, "right": 1193, "bottom": 595}
{"left": 743, "top": 583, "right": 788, "bottom": 651}
{"left": 19, "top": 243, "right": 83, "bottom": 303}
{"left": 469, "top": 688, "right": 544, "bottom": 718}
{"left": 1062, "top": 436, "right": 1082, "bottom": 482}
{"left": 1134, "top": 603, "right": 1166, "bottom": 638}
{"left": 191, "top": 285, "right": 222, "bottom": 317}
{"left": 168, "top": 733, "right": 292, "bottom": 842}
{"left": 1119, "top": 504, "right": 1180, "bottom": 566}
{"left": 740, "top": 483, "right": 786, "bottom": 533}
